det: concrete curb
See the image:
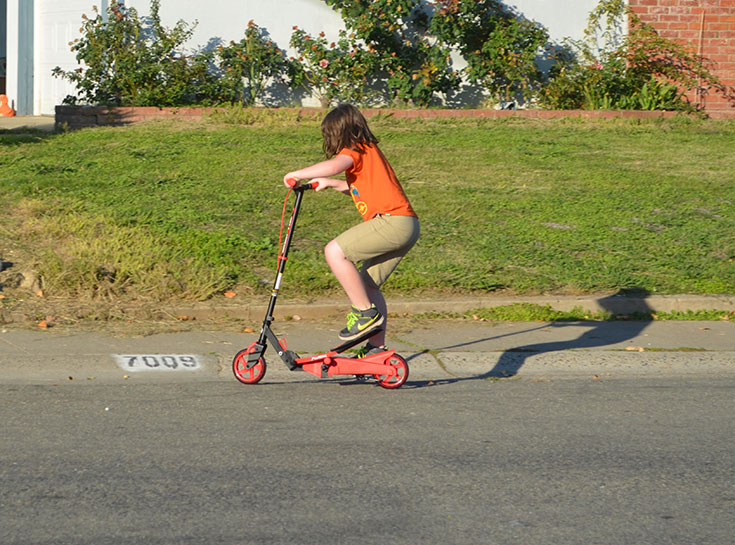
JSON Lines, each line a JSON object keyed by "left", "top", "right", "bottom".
{"left": 166, "top": 294, "right": 735, "bottom": 322}
{"left": 2, "top": 294, "right": 734, "bottom": 327}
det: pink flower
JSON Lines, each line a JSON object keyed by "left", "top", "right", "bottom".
{"left": 319, "top": 59, "right": 329, "bottom": 68}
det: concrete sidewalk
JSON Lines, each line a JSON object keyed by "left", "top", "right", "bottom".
{"left": 0, "top": 115, "right": 56, "bottom": 131}
{"left": 1, "top": 318, "right": 733, "bottom": 386}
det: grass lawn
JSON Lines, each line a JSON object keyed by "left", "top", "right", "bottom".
{"left": 1, "top": 111, "right": 734, "bottom": 306}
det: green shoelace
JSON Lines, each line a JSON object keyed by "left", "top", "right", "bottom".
{"left": 345, "top": 311, "right": 359, "bottom": 329}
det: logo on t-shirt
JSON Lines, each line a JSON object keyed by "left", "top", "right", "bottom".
{"left": 351, "top": 187, "right": 368, "bottom": 216}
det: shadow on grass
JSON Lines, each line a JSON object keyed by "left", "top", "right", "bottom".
{"left": 403, "top": 289, "right": 653, "bottom": 388}
{"left": 0, "top": 128, "right": 57, "bottom": 146}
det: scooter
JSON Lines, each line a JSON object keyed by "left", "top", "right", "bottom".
{"left": 232, "top": 179, "right": 409, "bottom": 389}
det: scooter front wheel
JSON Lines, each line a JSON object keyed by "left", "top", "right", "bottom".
{"left": 232, "top": 343, "right": 267, "bottom": 384}
{"left": 374, "top": 354, "right": 409, "bottom": 389}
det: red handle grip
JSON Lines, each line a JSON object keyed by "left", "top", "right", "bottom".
{"left": 286, "top": 179, "right": 317, "bottom": 190}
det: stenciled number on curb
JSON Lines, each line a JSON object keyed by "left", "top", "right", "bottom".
{"left": 115, "top": 354, "right": 202, "bottom": 372}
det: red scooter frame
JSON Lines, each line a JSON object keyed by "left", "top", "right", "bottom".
{"left": 232, "top": 180, "right": 409, "bottom": 389}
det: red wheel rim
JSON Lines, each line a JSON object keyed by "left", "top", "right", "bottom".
{"left": 232, "top": 343, "right": 266, "bottom": 384}
{"left": 374, "top": 354, "right": 408, "bottom": 389}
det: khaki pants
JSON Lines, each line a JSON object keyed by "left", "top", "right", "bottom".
{"left": 335, "top": 214, "right": 420, "bottom": 289}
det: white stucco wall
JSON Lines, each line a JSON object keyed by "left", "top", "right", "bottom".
{"left": 144, "top": 0, "right": 595, "bottom": 56}
{"left": 507, "top": 0, "right": 593, "bottom": 46}
{"left": 9, "top": 0, "right": 601, "bottom": 115}
{"left": 130, "top": 0, "right": 344, "bottom": 55}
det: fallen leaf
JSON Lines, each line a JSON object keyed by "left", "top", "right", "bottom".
{"left": 241, "top": 327, "right": 254, "bottom": 333}
{"left": 593, "top": 375, "right": 599, "bottom": 380}
{"left": 68, "top": 376, "right": 75, "bottom": 381}
{"left": 177, "top": 315, "right": 196, "bottom": 321}
{"left": 0, "top": 294, "right": 5, "bottom": 300}
{"left": 35, "top": 289, "right": 45, "bottom": 298}
{"left": 37, "top": 320, "right": 49, "bottom": 329}
{"left": 292, "top": 314, "right": 302, "bottom": 321}
{"left": 699, "top": 327, "right": 711, "bottom": 330}
{"left": 224, "top": 291, "right": 236, "bottom": 299}
{"left": 625, "top": 346, "right": 645, "bottom": 352}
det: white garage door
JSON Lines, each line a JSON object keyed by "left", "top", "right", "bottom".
{"left": 35, "top": 1, "right": 95, "bottom": 115}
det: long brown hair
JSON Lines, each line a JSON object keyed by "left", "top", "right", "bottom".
{"left": 321, "top": 104, "right": 379, "bottom": 157}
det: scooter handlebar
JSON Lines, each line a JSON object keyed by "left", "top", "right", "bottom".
{"left": 286, "top": 178, "right": 317, "bottom": 191}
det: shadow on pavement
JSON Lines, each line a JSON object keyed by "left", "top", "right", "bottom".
{"left": 403, "top": 290, "right": 653, "bottom": 388}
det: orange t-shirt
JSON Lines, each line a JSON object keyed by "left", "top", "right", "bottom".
{"left": 338, "top": 144, "right": 417, "bottom": 221}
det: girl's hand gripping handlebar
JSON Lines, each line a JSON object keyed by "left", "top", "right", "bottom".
{"left": 285, "top": 178, "right": 318, "bottom": 191}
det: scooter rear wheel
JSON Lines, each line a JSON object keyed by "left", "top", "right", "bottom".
{"left": 374, "top": 354, "right": 409, "bottom": 389}
{"left": 232, "top": 343, "right": 267, "bottom": 384}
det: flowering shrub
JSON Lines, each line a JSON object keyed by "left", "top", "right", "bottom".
{"left": 215, "top": 20, "right": 291, "bottom": 106}
{"left": 52, "top": 0, "right": 218, "bottom": 106}
{"left": 540, "top": 0, "right": 725, "bottom": 111}
{"left": 324, "top": 0, "right": 460, "bottom": 107}
{"left": 289, "top": 27, "right": 380, "bottom": 107}
{"left": 429, "top": 0, "right": 550, "bottom": 105}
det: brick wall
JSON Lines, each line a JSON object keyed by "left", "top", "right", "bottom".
{"left": 628, "top": 0, "right": 735, "bottom": 111}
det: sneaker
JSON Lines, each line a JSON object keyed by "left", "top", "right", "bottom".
{"left": 339, "top": 304, "right": 384, "bottom": 341}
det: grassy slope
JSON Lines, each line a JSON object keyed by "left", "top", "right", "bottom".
{"left": 1, "top": 114, "right": 733, "bottom": 303}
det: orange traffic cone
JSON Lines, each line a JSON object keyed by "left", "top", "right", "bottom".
{"left": 0, "top": 95, "right": 16, "bottom": 117}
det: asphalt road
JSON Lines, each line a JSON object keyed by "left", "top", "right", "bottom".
{"left": 2, "top": 375, "right": 734, "bottom": 545}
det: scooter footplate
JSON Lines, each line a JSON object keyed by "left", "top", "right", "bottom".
{"left": 299, "top": 357, "right": 396, "bottom": 379}
{"left": 329, "top": 359, "right": 396, "bottom": 377}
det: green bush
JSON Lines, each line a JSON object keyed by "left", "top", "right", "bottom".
{"left": 54, "top": 0, "right": 728, "bottom": 111}
{"left": 429, "top": 0, "right": 550, "bottom": 105}
{"left": 289, "top": 27, "right": 381, "bottom": 107}
{"left": 324, "top": 0, "right": 460, "bottom": 107}
{"left": 540, "top": 0, "right": 724, "bottom": 111}
{"left": 215, "top": 20, "right": 293, "bottom": 106}
{"left": 52, "top": 0, "right": 221, "bottom": 106}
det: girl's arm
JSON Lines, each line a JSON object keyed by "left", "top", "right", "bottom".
{"left": 284, "top": 155, "right": 353, "bottom": 187}
{"left": 311, "top": 177, "right": 350, "bottom": 194}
